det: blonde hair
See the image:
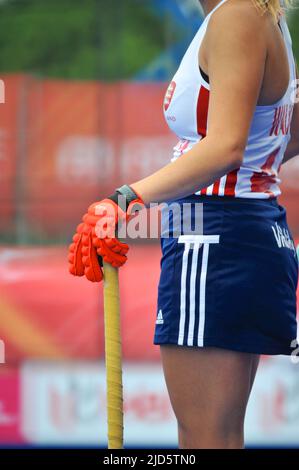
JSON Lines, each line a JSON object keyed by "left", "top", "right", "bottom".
{"left": 252, "top": 0, "right": 293, "bottom": 18}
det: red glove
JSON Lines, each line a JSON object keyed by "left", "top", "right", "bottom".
{"left": 68, "top": 185, "right": 144, "bottom": 282}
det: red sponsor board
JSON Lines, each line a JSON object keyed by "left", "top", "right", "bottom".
{"left": 0, "top": 367, "right": 24, "bottom": 443}
{"left": 0, "top": 75, "right": 25, "bottom": 237}
{"left": 0, "top": 75, "right": 174, "bottom": 240}
{"left": 19, "top": 360, "right": 299, "bottom": 447}
{"left": 0, "top": 245, "right": 161, "bottom": 362}
{"left": 20, "top": 362, "right": 176, "bottom": 446}
{"left": 0, "top": 75, "right": 298, "bottom": 241}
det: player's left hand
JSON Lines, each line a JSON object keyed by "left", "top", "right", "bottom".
{"left": 68, "top": 185, "right": 144, "bottom": 282}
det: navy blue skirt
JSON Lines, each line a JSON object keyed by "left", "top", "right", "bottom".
{"left": 154, "top": 195, "right": 298, "bottom": 355}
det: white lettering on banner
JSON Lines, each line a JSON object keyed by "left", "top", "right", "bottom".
{"left": 0, "top": 80, "right": 4, "bottom": 104}
{"left": 245, "top": 357, "right": 299, "bottom": 445}
{"left": 120, "top": 136, "right": 175, "bottom": 180}
{"left": 0, "top": 340, "right": 4, "bottom": 363}
{"left": 20, "top": 362, "right": 175, "bottom": 446}
{"left": 56, "top": 136, "right": 114, "bottom": 184}
{"left": 21, "top": 359, "right": 299, "bottom": 447}
{"left": 56, "top": 135, "right": 175, "bottom": 184}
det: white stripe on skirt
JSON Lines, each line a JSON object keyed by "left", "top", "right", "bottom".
{"left": 178, "top": 243, "right": 190, "bottom": 345}
{"left": 187, "top": 244, "right": 200, "bottom": 346}
{"left": 177, "top": 235, "right": 219, "bottom": 346}
{"left": 197, "top": 243, "right": 210, "bottom": 346}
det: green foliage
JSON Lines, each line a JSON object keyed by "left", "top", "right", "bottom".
{"left": 288, "top": 8, "right": 299, "bottom": 64}
{"left": 0, "top": 0, "right": 297, "bottom": 81}
{"left": 0, "top": 0, "right": 166, "bottom": 79}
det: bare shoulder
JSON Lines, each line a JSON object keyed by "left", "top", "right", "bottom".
{"left": 206, "top": 0, "right": 268, "bottom": 43}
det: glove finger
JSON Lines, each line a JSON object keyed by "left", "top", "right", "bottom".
{"left": 81, "top": 230, "right": 92, "bottom": 268}
{"left": 68, "top": 233, "right": 84, "bottom": 277}
{"left": 72, "top": 222, "right": 85, "bottom": 243}
{"left": 105, "top": 237, "right": 129, "bottom": 255}
{"left": 82, "top": 255, "right": 90, "bottom": 267}
{"left": 82, "top": 225, "right": 92, "bottom": 245}
{"left": 83, "top": 213, "right": 99, "bottom": 227}
{"left": 104, "top": 242, "right": 128, "bottom": 263}
{"left": 82, "top": 231, "right": 103, "bottom": 282}
{"left": 68, "top": 252, "right": 75, "bottom": 263}
{"left": 97, "top": 242, "right": 127, "bottom": 267}
{"left": 81, "top": 244, "right": 89, "bottom": 257}
{"left": 76, "top": 223, "right": 85, "bottom": 234}
{"left": 92, "top": 234, "right": 102, "bottom": 248}
{"left": 69, "top": 242, "right": 76, "bottom": 253}
{"left": 72, "top": 233, "right": 81, "bottom": 243}
{"left": 85, "top": 266, "right": 102, "bottom": 282}
{"left": 82, "top": 223, "right": 93, "bottom": 236}
{"left": 111, "top": 259, "right": 124, "bottom": 268}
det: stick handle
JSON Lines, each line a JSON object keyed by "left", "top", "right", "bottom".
{"left": 103, "top": 262, "right": 123, "bottom": 449}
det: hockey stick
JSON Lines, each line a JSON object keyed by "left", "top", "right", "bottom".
{"left": 103, "top": 262, "right": 124, "bottom": 449}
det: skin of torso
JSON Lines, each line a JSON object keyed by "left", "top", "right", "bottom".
{"left": 199, "top": 0, "right": 290, "bottom": 106}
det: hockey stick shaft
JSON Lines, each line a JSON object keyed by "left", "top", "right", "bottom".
{"left": 103, "top": 262, "right": 123, "bottom": 449}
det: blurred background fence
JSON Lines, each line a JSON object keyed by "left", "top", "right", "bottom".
{"left": 0, "top": 0, "right": 299, "bottom": 448}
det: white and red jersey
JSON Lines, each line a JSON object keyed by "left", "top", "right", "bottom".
{"left": 163, "top": 0, "right": 297, "bottom": 199}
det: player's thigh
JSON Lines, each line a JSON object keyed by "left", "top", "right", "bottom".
{"left": 160, "top": 345, "right": 259, "bottom": 430}
{"left": 249, "top": 354, "right": 260, "bottom": 393}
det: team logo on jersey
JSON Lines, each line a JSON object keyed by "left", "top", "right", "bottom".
{"left": 164, "top": 81, "right": 176, "bottom": 111}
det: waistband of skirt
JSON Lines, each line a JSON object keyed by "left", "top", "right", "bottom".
{"left": 172, "top": 194, "right": 279, "bottom": 206}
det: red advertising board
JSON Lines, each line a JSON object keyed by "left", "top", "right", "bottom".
{"left": 0, "top": 75, "right": 298, "bottom": 240}
{"left": 0, "top": 245, "right": 161, "bottom": 362}
{"left": 0, "top": 367, "right": 24, "bottom": 443}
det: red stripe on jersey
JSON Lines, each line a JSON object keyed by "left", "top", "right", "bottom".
{"left": 212, "top": 179, "right": 221, "bottom": 195}
{"left": 224, "top": 169, "right": 239, "bottom": 196}
{"left": 269, "top": 108, "right": 281, "bottom": 136}
{"left": 196, "top": 86, "right": 210, "bottom": 137}
{"left": 250, "top": 148, "right": 280, "bottom": 196}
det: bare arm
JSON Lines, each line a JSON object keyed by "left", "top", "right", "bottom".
{"left": 131, "top": 6, "right": 266, "bottom": 204}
